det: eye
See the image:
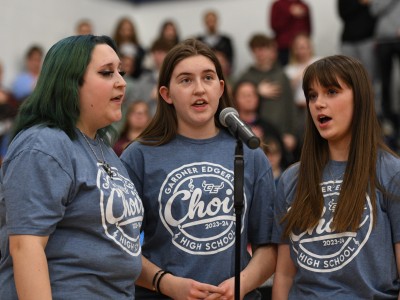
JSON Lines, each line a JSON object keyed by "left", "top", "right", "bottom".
{"left": 119, "top": 71, "right": 126, "bottom": 77}
{"left": 99, "top": 70, "right": 114, "bottom": 77}
{"left": 327, "top": 88, "right": 338, "bottom": 96}
{"left": 205, "top": 74, "right": 214, "bottom": 81}
{"left": 308, "top": 92, "right": 317, "bottom": 101}
{"left": 180, "top": 77, "right": 191, "bottom": 84}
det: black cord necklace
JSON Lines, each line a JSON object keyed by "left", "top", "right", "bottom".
{"left": 79, "top": 130, "right": 113, "bottom": 178}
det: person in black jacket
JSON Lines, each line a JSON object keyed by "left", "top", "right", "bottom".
{"left": 197, "top": 10, "right": 235, "bottom": 76}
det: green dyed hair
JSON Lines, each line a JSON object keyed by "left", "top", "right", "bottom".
{"left": 12, "top": 35, "right": 119, "bottom": 142}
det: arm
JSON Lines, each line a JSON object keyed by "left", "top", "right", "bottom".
{"left": 272, "top": 244, "right": 297, "bottom": 300}
{"left": 136, "top": 256, "right": 224, "bottom": 300}
{"left": 396, "top": 242, "right": 400, "bottom": 300}
{"left": 369, "top": 0, "right": 395, "bottom": 16}
{"left": 206, "top": 244, "right": 277, "bottom": 300}
{"left": 10, "top": 235, "right": 51, "bottom": 300}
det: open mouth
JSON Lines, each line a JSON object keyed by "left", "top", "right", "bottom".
{"left": 193, "top": 100, "right": 207, "bottom": 107}
{"left": 111, "top": 95, "right": 123, "bottom": 101}
{"left": 319, "top": 116, "right": 331, "bottom": 124}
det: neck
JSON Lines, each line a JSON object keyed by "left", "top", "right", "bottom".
{"left": 178, "top": 124, "right": 219, "bottom": 140}
{"left": 76, "top": 123, "right": 96, "bottom": 139}
{"left": 329, "top": 141, "right": 350, "bottom": 161}
{"left": 256, "top": 61, "right": 274, "bottom": 71}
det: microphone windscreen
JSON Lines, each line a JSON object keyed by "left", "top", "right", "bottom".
{"left": 219, "top": 107, "right": 239, "bottom": 127}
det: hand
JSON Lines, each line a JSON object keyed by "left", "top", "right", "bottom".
{"left": 257, "top": 81, "right": 281, "bottom": 100}
{"left": 205, "top": 277, "right": 235, "bottom": 300}
{"left": 165, "top": 275, "right": 225, "bottom": 300}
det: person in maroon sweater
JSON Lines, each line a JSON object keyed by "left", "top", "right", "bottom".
{"left": 269, "top": 0, "right": 312, "bottom": 66}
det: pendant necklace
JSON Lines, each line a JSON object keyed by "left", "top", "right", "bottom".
{"left": 79, "top": 129, "right": 113, "bottom": 178}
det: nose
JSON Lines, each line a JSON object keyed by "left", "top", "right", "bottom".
{"left": 115, "top": 74, "right": 127, "bottom": 88}
{"left": 193, "top": 78, "right": 206, "bottom": 95}
{"left": 314, "top": 95, "right": 327, "bottom": 109}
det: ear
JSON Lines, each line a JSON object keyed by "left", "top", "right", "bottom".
{"left": 159, "top": 86, "right": 173, "bottom": 104}
{"left": 219, "top": 80, "right": 225, "bottom": 98}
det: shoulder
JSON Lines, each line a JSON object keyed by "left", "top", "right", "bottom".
{"left": 280, "top": 162, "right": 300, "bottom": 186}
{"left": 5, "top": 126, "right": 73, "bottom": 162}
{"left": 377, "top": 150, "right": 400, "bottom": 184}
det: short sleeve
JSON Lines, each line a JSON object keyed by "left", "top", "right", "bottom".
{"left": 247, "top": 150, "right": 276, "bottom": 245}
{"left": 387, "top": 170, "right": 400, "bottom": 243}
{"left": 3, "top": 149, "right": 73, "bottom": 236}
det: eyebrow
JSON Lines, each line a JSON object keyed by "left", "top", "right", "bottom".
{"left": 176, "top": 69, "right": 217, "bottom": 77}
{"left": 99, "top": 62, "right": 121, "bottom": 69}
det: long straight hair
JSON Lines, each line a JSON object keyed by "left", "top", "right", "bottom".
{"left": 137, "top": 38, "right": 233, "bottom": 146}
{"left": 283, "top": 55, "right": 393, "bottom": 236}
{"left": 12, "top": 35, "right": 118, "bottom": 142}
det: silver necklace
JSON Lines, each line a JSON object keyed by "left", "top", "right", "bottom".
{"left": 79, "top": 130, "right": 113, "bottom": 178}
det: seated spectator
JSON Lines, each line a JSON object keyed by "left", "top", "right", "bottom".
{"left": 232, "top": 79, "right": 290, "bottom": 169}
{"left": 113, "top": 100, "right": 151, "bottom": 157}
{"left": 112, "top": 16, "right": 146, "bottom": 79}
{"left": 0, "top": 61, "right": 18, "bottom": 165}
{"left": 237, "top": 33, "right": 298, "bottom": 163}
{"left": 129, "top": 37, "right": 174, "bottom": 116}
{"left": 11, "top": 44, "right": 43, "bottom": 103}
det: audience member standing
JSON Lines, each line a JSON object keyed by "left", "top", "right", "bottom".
{"left": 284, "top": 33, "right": 319, "bottom": 144}
{"left": 338, "top": 0, "right": 376, "bottom": 81}
{"left": 11, "top": 44, "right": 43, "bottom": 103}
{"left": 370, "top": 0, "right": 400, "bottom": 149}
{"left": 197, "top": 9, "right": 235, "bottom": 76}
{"left": 269, "top": 0, "right": 312, "bottom": 67}
{"left": 158, "top": 19, "right": 180, "bottom": 47}
{"left": 112, "top": 16, "right": 146, "bottom": 79}
{"left": 74, "top": 19, "right": 94, "bottom": 35}
{"left": 237, "top": 33, "right": 298, "bottom": 164}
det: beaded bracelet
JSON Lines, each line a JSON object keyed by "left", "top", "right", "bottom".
{"left": 152, "top": 269, "right": 164, "bottom": 292}
{"left": 156, "top": 270, "right": 171, "bottom": 295}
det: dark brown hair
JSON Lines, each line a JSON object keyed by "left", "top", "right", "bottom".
{"left": 137, "top": 38, "right": 233, "bottom": 146}
{"left": 282, "top": 55, "right": 393, "bottom": 236}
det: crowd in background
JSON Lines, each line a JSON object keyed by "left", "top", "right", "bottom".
{"left": 1, "top": 0, "right": 399, "bottom": 175}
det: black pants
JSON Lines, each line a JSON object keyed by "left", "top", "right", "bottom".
{"left": 376, "top": 39, "right": 400, "bottom": 128}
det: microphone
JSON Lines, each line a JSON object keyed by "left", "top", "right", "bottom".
{"left": 219, "top": 107, "right": 260, "bottom": 149}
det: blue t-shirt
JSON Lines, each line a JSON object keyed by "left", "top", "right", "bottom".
{"left": 121, "top": 130, "right": 276, "bottom": 299}
{"left": 272, "top": 152, "right": 400, "bottom": 299}
{"left": 0, "top": 125, "right": 143, "bottom": 299}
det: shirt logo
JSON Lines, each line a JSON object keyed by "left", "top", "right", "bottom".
{"left": 290, "top": 179, "right": 373, "bottom": 272}
{"left": 98, "top": 164, "right": 143, "bottom": 257}
{"left": 159, "top": 162, "right": 246, "bottom": 255}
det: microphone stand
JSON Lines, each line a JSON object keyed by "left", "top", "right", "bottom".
{"left": 234, "top": 139, "right": 244, "bottom": 300}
